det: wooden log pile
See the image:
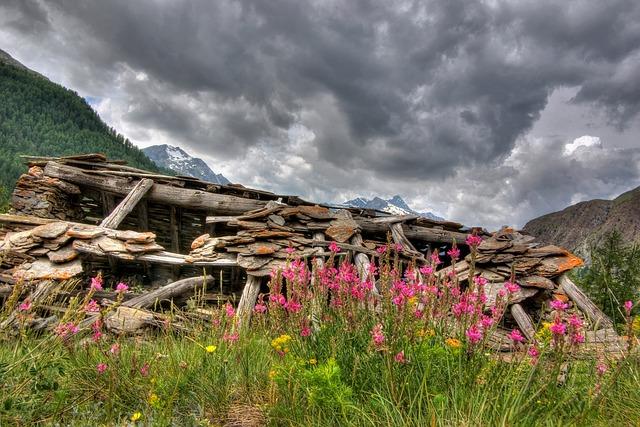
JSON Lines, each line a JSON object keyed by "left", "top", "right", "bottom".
{"left": 0, "top": 154, "right": 625, "bottom": 352}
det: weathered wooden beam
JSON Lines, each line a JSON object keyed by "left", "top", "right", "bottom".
{"left": 510, "top": 303, "right": 536, "bottom": 341}
{"left": 236, "top": 274, "right": 262, "bottom": 327}
{"left": 350, "top": 233, "right": 379, "bottom": 296}
{"left": 44, "top": 162, "right": 268, "bottom": 215}
{"left": 100, "top": 178, "right": 154, "bottom": 229}
{"left": 390, "top": 222, "right": 424, "bottom": 260}
{"left": 100, "top": 191, "right": 116, "bottom": 218}
{"left": 558, "top": 274, "right": 614, "bottom": 330}
{"left": 123, "top": 275, "right": 214, "bottom": 309}
{"left": 356, "top": 217, "right": 468, "bottom": 244}
{"left": 137, "top": 200, "right": 149, "bottom": 231}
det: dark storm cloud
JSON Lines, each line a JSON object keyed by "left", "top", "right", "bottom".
{"left": 1, "top": 0, "right": 640, "bottom": 228}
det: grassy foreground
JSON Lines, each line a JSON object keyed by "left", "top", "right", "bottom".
{"left": 1, "top": 242, "right": 639, "bottom": 426}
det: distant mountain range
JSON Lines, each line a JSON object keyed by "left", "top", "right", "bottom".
{"left": 523, "top": 186, "right": 640, "bottom": 258}
{"left": 341, "top": 195, "right": 443, "bottom": 220}
{"left": 143, "top": 144, "right": 230, "bottom": 185}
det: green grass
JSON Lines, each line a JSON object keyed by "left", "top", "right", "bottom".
{"left": 1, "top": 319, "right": 639, "bottom": 426}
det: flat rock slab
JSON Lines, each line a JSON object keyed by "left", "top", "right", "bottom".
{"left": 112, "top": 230, "right": 156, "bottom": 243}
{"left": 325, "top": 218, "right": 359, "bottom": 243}
{"left": 106, "top": 306, "right": 153, "bottom": 333}
{"left": 31, "top": 222, "right": 69, "bottom": 239}
{"left": 13, "top": 258, "right": 82, "bottom": 281}
{"left": 47, "top": 245, "right": 79, "bottom": 263}
{"left": 95, "top": 236, "right": 128, "bottom": 253}
{"left": 124, "top": 241, "right": 164, "bottom": 254}
{"left": 519, "top": 275, "right": 556, "bottom": 289}
{"left": 67, "top": 226, "right": 105, "bottom": 239}
{"left": 191, "top": 234, "right": 210, "bottom": 250}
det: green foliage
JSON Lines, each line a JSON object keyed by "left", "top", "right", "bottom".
{"left": 574, "top": 231, "right": 640, "bottom": 325}
{"left": 0, "top": 62, "right": 163, "bottom": 207}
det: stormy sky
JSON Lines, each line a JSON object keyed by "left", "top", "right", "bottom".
{"left": 1, "top": 0, "right": 640, "bottom": 230}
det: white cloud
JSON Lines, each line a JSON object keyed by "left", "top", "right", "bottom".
{"left": 563, "top": 135, "right": 602, "bottom": 156}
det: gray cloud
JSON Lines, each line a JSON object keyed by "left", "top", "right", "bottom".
{"left": 1, "top": 0, "right": 639, "bottom": 229}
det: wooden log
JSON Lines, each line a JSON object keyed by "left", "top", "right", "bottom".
{"left": 100, "top": 179, "right": 154, "bottom": 229}
{"left": 236, "top": 274, "right": 262, "bottom": 328}
{"left": 510, "top": 303, "right": 536, "bottom": 341}
{"left": 137, "top": 200, "right": 149, "bottom": 231}
{"left": 44, "top": 162, "right": 268, "bottom": 215}
{"left": 350, "top": 233, "right": 379, "bottom": 296}
{"left": 356, "top": 218, "right": 468, "bottom": 244}
{"left": 558, "top": 274, "right": 614, "bottom": 330}
{"left": 369, "top": 214, "right": 419, "bottom": 224}
{"left": 123, "top": 275, "right": 214, "bottom": 309}
{"left": 390, "top": 222, "right": 424, "bottom": 260}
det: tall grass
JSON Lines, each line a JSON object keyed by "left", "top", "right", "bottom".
{"left": 1, "top": 239, "right": 638, "bottom": 426}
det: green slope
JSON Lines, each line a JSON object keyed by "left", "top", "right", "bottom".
{"left": 0, "top": 52, "right": 162, "bottom": 209}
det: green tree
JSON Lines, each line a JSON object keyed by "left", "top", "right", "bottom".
{"left": 574, "top": 231, "right": 640, "bottom": 325}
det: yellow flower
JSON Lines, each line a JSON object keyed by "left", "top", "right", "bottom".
{"left": 417, "top": 328, "right": 435, "bottom": 338}
{"left": 206, "top": 345, "right": 217, "bottom": 353}
{"left": 408, "top": 296, "right": 418, "bottom": 306}
{"left": 445, "top": 338, "right": 462, "bottom": 348}
{"left": 271, "top": 334, "right": 293, "bottom": 354}
{"left": 268, "top": 369, "right": 278, "bottom": 380}
{"left": 148, "top": 393, "right": 159, "bottom": 406}
{"left": 131, "top": 412, "right": 142, "bottom": 422}
{"left": 308, "top": 358, "right": 317, "bottom": 365}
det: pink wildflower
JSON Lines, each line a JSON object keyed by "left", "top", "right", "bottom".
{"left": 571, "top": 333, "right": 585, "bottom": 344}
{"left": 285, "top": 246, "right": 295, "bottom": 254}
{"left": 18, "top": 299, "right": 32, "bottom": 311}
{"left": 568, "top": 314, "right": 583, "bottom": 328}
{"left": 480, "top": 314, "right": 494, "bottom": 329}
{"left": 550, "top": 299, "right": 569, "bottom": 311}
{"left": 447, "top": 246, "right": 460, "bottom": 260}
{"left": 110, "top": 343, "right": 121, "bottom": 355}
{"left": 596, "top": 362, "right": 607, "bottom": 376}
{"left": 115, "top": 282, "right": 129, "bottom": 293}
{"left": 549, "top": 320, "right": 566, "bottom": 336}
{"left": 394, "top": 351, "right": 406, "bottom": 364}
{"left": 624, "top": 300, "right": 633, "bottom": 316}
{"left": 504, "top": 281, "right": 520, "bottom": 294}
{"left": 473, "top": 276, "right": 488, "bottom": 287}
{"left": 419, "top": 265, "right": 433, "bottom": 275}
{"left": 300, "top": 326, "right": 311, "bottom": 337}
{"left": 140, "top": 363, "right": 150, "bottom": 377}
{"left": 91, "top": 319, "right": 102, "bottom": 342}
{"left": 370, "top": 323, "right": 385, "bottom": 347}
{"left": 394, "top": 243, "right": 403, "bottom": 252}
{"left": 430, "top": 251, "right": 441, "bottom": 265}
{"left": 528, "top": 345, "right": 540, "bottom": 362}
{"left": 97, "top": 363, "right": 108, "bottom": 374}
{"left": 376, "top": 245, "right": 387, "bottom": 254}
{"left": 465, "top": 234, "right": 483, "bottom": 247}
{"left": 254, "top": 302, "right": 267, "bottom": 314}
{"left": 465, "top": 324, "right": 483, "bottom": 344}
{"left": 85, "top": 299, "right": 100, "bottom": 313}
{"left": 90, "top": 276, "right": 103, "bottom": 291}
{"left": 329, "top": 241, "right": 341, "bottom": 253}
{"left": 223, "top": 332, "right": 239, "bottom": 343}
{"left": 509, "top": 329, "right": 525, "bottom": 343}
{"left": 54, "top": 322, "right": 79, "bottom": 339}
{"left": 224, "top": 303, "right": 236, "bottom": 318}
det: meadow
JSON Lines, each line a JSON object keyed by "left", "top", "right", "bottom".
{"left": 1, "top": 238, "right": 639, "bottom": 426}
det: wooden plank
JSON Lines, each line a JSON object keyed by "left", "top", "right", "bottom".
{"left": 123, "top": 275, "right": 214, "bottom": 309}
{"left": 44, "top": 162, "right": 268, "bottom": 215}
{"left": 510, "top": 303, "right": 536, "bottom": 341}
{"left": 390, "top": 222, "right": 424, "bottom": 260}
{"left": 558, "top": 274, "right": 614, "bottom": 330}
{"left": 356, "top": 218, "right": 469, "bottom": 244}
{"left": 137, "top": 200, "right": 149, "bottom": 231}
{"left": 236, "top": 274, "right": 262, "bottom": 328}
{"left": 100, "top": 179, "right": 154, "bottom": 229}
{"left": 170, "top": 206, "right": 181, "bottom": 253}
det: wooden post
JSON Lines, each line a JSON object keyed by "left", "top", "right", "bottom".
{"left": 350, "top": 233, "right": 379, "bottom": 296}
{"left": 101, "top": 192, "right": 116, "bottom": 217}
{"left": 237, "top": 274, "right": 262, "bottom": 328}
{"left": 100, "top": 179, "right": 154, "bottom": 229}
{"left": 510, "top": 303, "right": 536, "bottom": 341}
{"left": 310, "top": 232, "right": 326, "bottom": 330}
{"left": 137, "top": 200, "right": 149, "bottom": 231}
{"left": 558, "top": 274, "right": 614, "bottom": 330}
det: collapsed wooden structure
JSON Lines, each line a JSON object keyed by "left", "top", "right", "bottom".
{"left": 0, "top": 154, "right": 623, "bottom": 351}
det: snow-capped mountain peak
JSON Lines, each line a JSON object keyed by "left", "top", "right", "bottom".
{"left": 142, "top": 144, "right": 231, "bottom": 185}
{"left": 342, "top": 195, "right": 443, "bottom": 221}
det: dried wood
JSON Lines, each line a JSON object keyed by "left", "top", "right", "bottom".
{"left": 510, "top": 303, "right": 536, "bottom": 341}
{"left": 123, "top": 275, "right": 214, "bottom": 309}
{"left": 100, "top": 178, "right": 154, "bottom": 229}
{"left": 236, "top": 274, "right": 262, "bottom": 327}
{"left": 390, "top": 222, "right": 424, "bottom": 259}
{"left": 44, "top": 162, "right": 268, "bottom": 215}
{"left": 558, "top": 274, "right": 614, "bottom": 330}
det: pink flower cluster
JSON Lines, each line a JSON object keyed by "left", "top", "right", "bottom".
{"left": 54, "top": 322, "right": 79, "bottom": 340}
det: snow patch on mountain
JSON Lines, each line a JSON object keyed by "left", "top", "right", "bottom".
{"left": 142, "top": 144, "right": 230, "bottom": 185}
{"left": 341, "top": 195, "right": 443, "bottom": 221}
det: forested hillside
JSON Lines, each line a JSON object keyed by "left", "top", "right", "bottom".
{"left": 0, "top": 54, "right": 162, "bottom": 209}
